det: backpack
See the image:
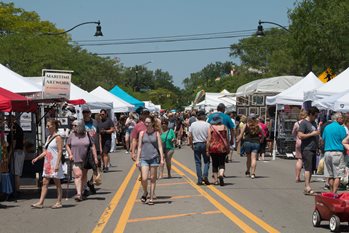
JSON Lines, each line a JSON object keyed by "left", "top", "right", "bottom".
{"left": 208, "top": 126, "right": 229, "bottom": 155}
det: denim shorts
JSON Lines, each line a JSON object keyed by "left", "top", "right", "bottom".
{"left": 140, "top": 157, "right": 159, "bottom": 167}
{"left": 243, "top": 141, "right": 260, "bottom": 154}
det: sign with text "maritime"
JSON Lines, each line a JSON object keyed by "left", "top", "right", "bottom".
{"left": 42, "top": 70, "right": 72, "bottom": 99}
{"left": 318, "top": 68, "right": 336, "bottom": 83}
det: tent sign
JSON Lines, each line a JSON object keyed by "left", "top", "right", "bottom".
{"left": 42, "top": 69, "right": 73, "bottom": 99}
{"left": 318, "top": 68, "right": 336, "bottom": 83}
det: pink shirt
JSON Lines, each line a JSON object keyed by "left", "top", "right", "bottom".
{"left": 130, "top": 121, "right": 146, "bottom": 141}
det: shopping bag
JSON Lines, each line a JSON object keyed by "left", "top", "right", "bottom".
{"left": 317, "top": 157, "right": 325, "bottom": 175}
{"left": 93, "top": 168, "right": 102, "bottom": 186}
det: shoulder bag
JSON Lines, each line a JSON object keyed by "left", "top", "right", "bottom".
{"left": 83, "top": 133, "right": 97, "bottom": 171}
{"left": 162, "top": 130, "right": 170, "bottom": 154}
{"left": 209, "top": 126, "right": 229, "bottom": 155}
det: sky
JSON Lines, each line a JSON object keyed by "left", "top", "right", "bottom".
{"left": 4, "top": 0, "right": 296, "bottom": 88}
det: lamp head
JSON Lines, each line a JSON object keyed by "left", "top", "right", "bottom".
{"left": 256, "top": 21, "right": 264, "bottom": 37}
{"left": 94, "top": 21, "right": 103, "bottom": 37}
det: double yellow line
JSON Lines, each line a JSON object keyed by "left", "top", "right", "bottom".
{"left": 172, "top": 159, "right": 280, "bottom": 233}
{"left": 92, "top": 159, "right": 280, "bottom": 233}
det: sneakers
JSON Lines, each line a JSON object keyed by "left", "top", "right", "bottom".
{"left": 218, "top": 176, "right": 224, "bottom": 186}
{"left": 323, "top": 184, "right": 330, "bottom": 190}
{"left": 202, "top": 177, "right": 210, "bottom": 185}
{"left": 87, "top": 181, "right": 96, "bottom": 194}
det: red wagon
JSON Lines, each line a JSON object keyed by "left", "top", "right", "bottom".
{"left": 313, "top": 192, "right": 349, "bottom": 232}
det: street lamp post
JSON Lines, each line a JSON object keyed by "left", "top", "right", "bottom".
{"left": 42, "top": 20, "right": 103, "bottom": 36}
{"left": 256, "top": 20, "right": 289, "bottom": 37}
{"left": 256, "top": 20, "right": 291, "bottom": 161}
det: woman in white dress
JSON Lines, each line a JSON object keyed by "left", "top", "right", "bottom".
{"left": 31, "top": 119, "right": 64, "bottom": 209}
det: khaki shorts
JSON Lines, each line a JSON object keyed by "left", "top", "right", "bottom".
{"left": 324, "top": 151, "right": 346, "bottom": 178}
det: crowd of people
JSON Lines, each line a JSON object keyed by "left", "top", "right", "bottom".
{"left": 14, "top": 102, "right": 278, "bottom": 208}
{"left": 292, "top": 107, "right": 349, "bottom": 195}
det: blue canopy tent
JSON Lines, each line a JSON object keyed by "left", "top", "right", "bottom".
{"left": 109, "top": 85, "right": 144, "bottom": 109}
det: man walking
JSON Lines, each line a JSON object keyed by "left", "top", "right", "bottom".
{"left": 298, "top": 107, "right": 320, "bottom": 195}
{"left": 189, "top": 110, "right": 211, "bottom": 185}
{"left": 98, "top": 109, "right": 115, "bottom": 173}
{"left": 207, "top": 103, "right": 235, "bottom": 146}
{"left": 322, "top": 112, "right": 347, "bottom": 193}
{"left": 82, "top": 106, "right": 100, "bottom": 194}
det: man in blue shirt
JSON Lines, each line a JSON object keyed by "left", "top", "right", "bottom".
{"left": 322, "top": 112, "right": 347, "bottom": 193}
{"left": 207, "top": 103, "right": 235, "bottom": 145}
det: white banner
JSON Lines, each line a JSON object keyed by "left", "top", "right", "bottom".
{"left": 43, "top": 71, "right": 72, "bottom": 99}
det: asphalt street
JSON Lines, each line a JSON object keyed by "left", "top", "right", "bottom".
{"left": 0, "top": 146, "right": 345, "bottom": 233}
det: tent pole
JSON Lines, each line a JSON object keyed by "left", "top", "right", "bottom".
{"left": 272, "top": 106, "right": 278, "bottom": 161}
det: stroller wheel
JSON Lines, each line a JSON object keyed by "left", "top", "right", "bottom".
{"left": 312, "top": 210, "right": 321, "bottom": 227}
{"left": 329, "top": 215, "right": 340, "bottom": 232}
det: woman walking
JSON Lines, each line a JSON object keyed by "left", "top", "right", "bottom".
{"left": 136, "top": 116, "right": 164, "bottom": 205}
{"left": 207, "top": 115, "right": 229, "bottom": 186}
{"left": 66, "top": 120, "right": 98, "bottom": 201}
{"left": 292, "top": 110, "right": 307, "bottom": 182}
{"left": 159, "top": 118, "right": 176, "bottom": 179}
{"left": 31, "top": 119, "right": 64, "bottom": 209}
{"left": 237, "top": 115, "right": 263, "bottom": 179}
{"left": 125, "top": 113, "right": 136, "bottom": 153}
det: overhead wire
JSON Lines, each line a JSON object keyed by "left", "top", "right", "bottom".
{"left": 73, "top": 28, "right": 257, "bottom": 43}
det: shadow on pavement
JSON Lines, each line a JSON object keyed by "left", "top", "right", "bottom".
{"left": 86, "top": 197, "right": 106, "bottom": 201}
{"left": 154, "top": 196, "right": 172, "bottom": 199}
{"left": 105, "top": 169, "right": 123, "bottom": 173}
{"left": 153, "top": 200, "right": 172, "bottom": 205}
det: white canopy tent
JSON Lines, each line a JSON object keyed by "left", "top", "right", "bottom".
{"left": 0, "top": 64, "right": 41, "bottom": 96}
{"left": 196, "top": 90, "right": 236, "bottom": 112}
{"left": 312, "top": 90, "right": 349, "bottom": 112}
{"left": 236, "top": 76, "right": 303, "bottom": 97}
{"left": 90, "top": 86, "right": 134, "bottom": 113}
{"left": 143, "top": 101, "right": 160, "bottom": 112}
{"left": 304, "top": 67, "right": 349, "bottom": 101}
{"left": 26, "top": 77, "right": 113, "bottom": 110}
{"left": 266, "top": 72, "right": 323, "bottom": 106}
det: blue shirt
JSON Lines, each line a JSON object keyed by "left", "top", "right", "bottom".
{"left": 322, "top": 121, "right": 346, "bottom": 152}
{"left": 207, "top": 112, "right": 235, "bottom": 129}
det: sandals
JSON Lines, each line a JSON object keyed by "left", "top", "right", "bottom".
{"left": 51, "top": 203, "right": 63, "bottom": 209}
{"left": 304, "top": 189, "right": 315, "bottom": 195}
{"left": 147, "top": 199, "right": 154, "bottom": 205}
{"left": 140, "top": 192, "right": 148, "bottom": 203}
{"left": 75, "top": 195, "right": 83, "bottom": 202}
{"left": 31, "top": 203, "right": 43, "bottom": 209}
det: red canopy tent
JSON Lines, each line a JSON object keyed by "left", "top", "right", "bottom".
{"left": 0, "top": 87, "right": 37, "bottom": 112}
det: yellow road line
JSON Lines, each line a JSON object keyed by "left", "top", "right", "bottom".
{"left": 134, "top": 194, "right": 202, "bottom": 202}
{"left": 92, "top": 165, "right": 137, "bottom": 233}
{"left": 114, "top": 176, "right": 141, "bottom": 233}
{"left": 157, "top": 181, "right": 188, "bottom": 186}
{"left": 128, "top": 210, "right": 220, "bottom": 223}
{"left": 172, "top": 159, "right": 280, "bottom": 233}
{"left": 172, "top": 165, "right": 257, "bottom": 233}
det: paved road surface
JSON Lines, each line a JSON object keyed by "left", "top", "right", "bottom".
{"left": 0, "top": 146, "right": 345, "bottom": 233}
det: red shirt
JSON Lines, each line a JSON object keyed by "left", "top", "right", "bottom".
{"left": 130, "top": 121, "right": 146, "bottom": 141}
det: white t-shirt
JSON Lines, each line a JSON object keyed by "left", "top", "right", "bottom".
{"left": 189, "top": 120, "right": 210, "bottom": 143}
